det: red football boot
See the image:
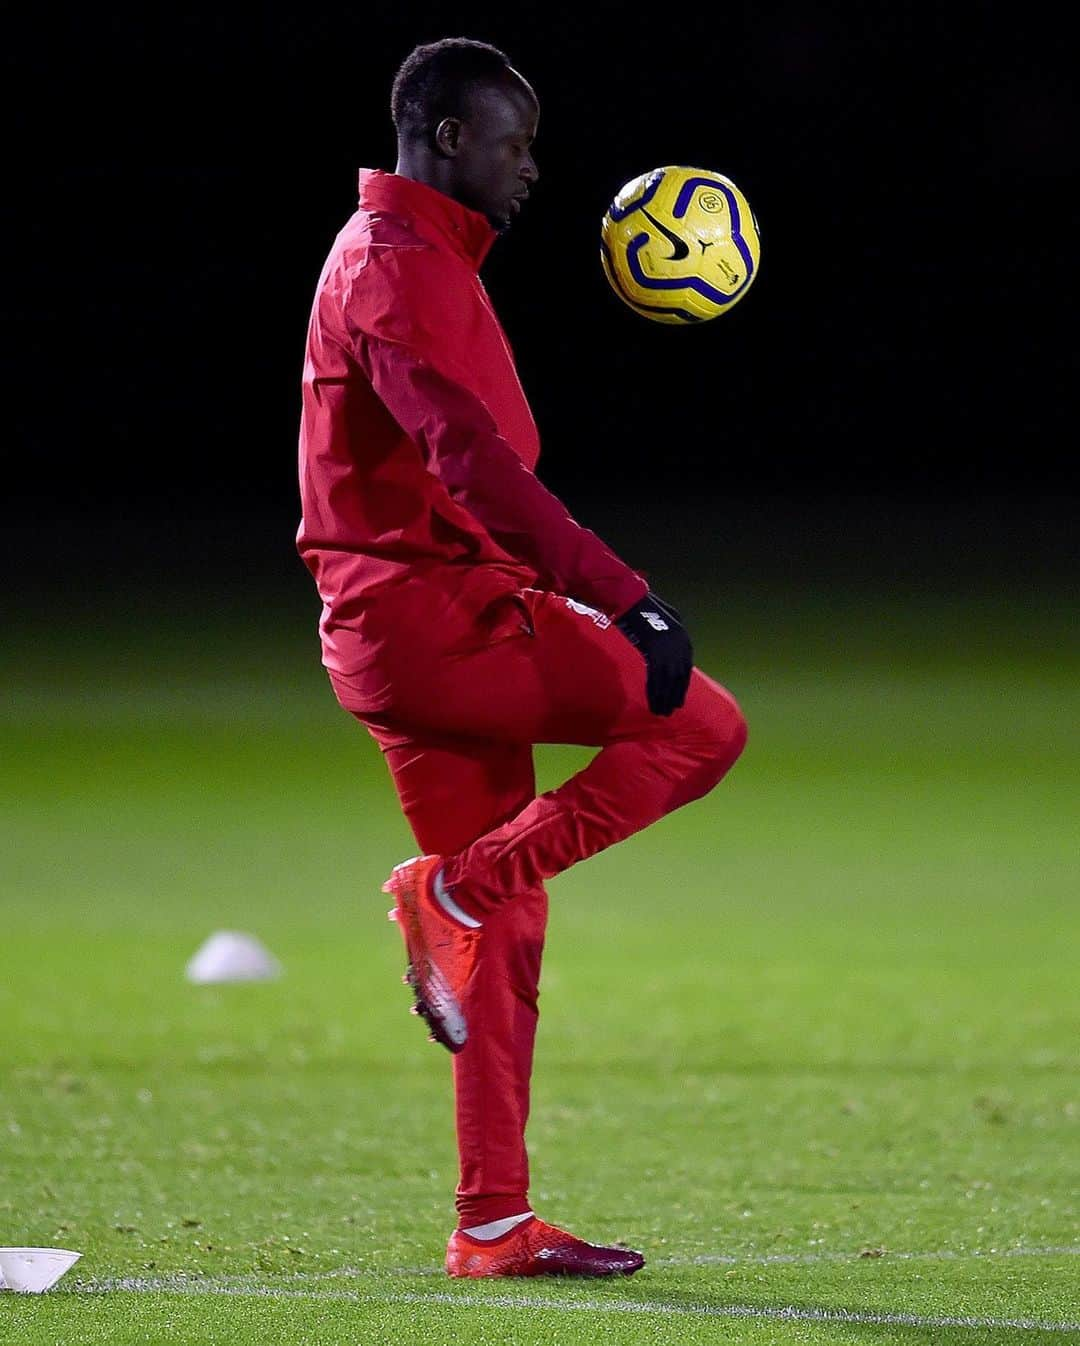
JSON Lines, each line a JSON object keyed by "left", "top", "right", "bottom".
{"left": 382, "top": 855, "right": 478, "bottom": 1053}
{"left": 446, "top": 1217, "right": 645, "bottom": 1277}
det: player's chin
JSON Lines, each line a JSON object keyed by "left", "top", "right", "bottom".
{"left": 491, "top": 196, "right": 525, "bottom": 231}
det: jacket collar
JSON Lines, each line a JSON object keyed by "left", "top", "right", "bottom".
{"left": 357, "top": 169, "right": 499, "bottom": 270}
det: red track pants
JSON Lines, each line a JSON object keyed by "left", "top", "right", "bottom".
{"left": 329, "top": 587, "right": 747, "bottom": 1227}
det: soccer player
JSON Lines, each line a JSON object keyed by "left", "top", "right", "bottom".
{"left": 297, "top": 37, "right": 747, "bottom": 1278}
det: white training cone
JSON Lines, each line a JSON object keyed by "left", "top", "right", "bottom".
{"left": 185, "top": 930, "right": 282, "bottom": 984}
{"left": 0, "top": 1247, "right": 82, "bottom": 1293}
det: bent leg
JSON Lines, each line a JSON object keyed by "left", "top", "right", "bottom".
{"left": 380, "top": 590, "right": 749, "bottom": 915}
{"left": 443, "top": 664, "right": 746, "bottom": 913}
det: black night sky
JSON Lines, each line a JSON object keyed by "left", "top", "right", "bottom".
{"left": 6, "top": 5, "right": 1077, "bottom": 595}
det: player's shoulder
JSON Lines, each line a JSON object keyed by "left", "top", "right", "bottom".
{"left": 325, "top": 212, "right": 476, "bottom": 340}
{"left": 334, "top": 208, "right": 460, "bottom": 281}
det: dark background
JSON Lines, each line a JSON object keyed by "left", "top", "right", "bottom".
{"left": 5, "top": 4, "right": 1077, "bottom": 604}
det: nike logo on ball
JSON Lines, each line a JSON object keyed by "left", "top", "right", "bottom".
{"left": 642, "top": 209, "right": 690, "bottom": 261}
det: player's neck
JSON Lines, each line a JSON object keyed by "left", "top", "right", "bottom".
{"left": 393, "top": 150, "right": 456, "bottom": 203}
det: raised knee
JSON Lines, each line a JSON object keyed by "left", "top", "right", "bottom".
{"left": 683, "top": 687, "right": 747, "bottom": 793}
{"left": 708, "top": 692, "right": 748, "bottom": 775}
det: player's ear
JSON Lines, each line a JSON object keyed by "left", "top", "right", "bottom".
{"left": 434, "top": 117, "right": 462, "bottom": 157}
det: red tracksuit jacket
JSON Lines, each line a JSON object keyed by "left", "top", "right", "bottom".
{"left": 296, "top": 169, "right": 647, "bottom": 675}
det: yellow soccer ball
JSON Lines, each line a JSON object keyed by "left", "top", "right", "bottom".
{"left": 600, "top": 165, "right": 761, "bottom": 324}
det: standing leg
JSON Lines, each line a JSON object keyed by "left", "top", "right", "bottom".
{"left": 380, "top": 736, "right": 546, "bottom": 1228}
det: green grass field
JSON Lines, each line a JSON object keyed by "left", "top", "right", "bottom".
{"left": 2, "top": 578, "right": 1078, "bottom": 1344}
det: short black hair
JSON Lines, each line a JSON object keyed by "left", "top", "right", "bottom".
{"left": 391, "top": 37, "right": 515, "bottom": 143}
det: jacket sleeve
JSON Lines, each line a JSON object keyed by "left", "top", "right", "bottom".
{"left": 353, "top": 330, "right": 649, "bottom": 619}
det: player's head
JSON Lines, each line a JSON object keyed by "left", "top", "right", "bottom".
{"left": 391, "top": 37, "right": 539, "bottom": 230}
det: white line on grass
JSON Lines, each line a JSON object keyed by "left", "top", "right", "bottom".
{"left": 69, "top": 1274, "right": 1080, "bottom": 1334}
{"left": 661, "top": 1243, "right": 1080, "bottom": 1268}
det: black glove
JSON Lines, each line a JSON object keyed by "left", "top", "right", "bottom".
{"left": 615, "top": 591, "right": 694, "bottom": 716}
